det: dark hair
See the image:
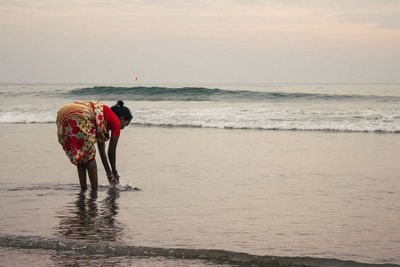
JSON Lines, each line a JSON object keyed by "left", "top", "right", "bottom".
{"left": 110, "top": 100, "right": 132, "bottom": 121}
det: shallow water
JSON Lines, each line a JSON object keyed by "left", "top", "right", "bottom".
{"left": 0, "top": 247, "right": 229, "bottom": 267}
{"left": 0, "top": 124, "right": 399, "bottom": 266}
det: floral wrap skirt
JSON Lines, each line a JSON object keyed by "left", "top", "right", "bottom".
{"left": 56, "top": 101, "right": 109, "bottom": 165}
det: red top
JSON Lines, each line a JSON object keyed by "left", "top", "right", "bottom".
{"left": 103, "top": 105, "right": 120, "bottom": 137}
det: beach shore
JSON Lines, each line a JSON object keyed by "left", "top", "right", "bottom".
{"left": 1, "top": 123, "right": 399, "bottom": 265}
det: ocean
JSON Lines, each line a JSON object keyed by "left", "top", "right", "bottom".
{"left": 0, "top": 83, "right": 399, "bottom": 266}
{"left": 1, "top": 83, "right": 400, "bottom": 133}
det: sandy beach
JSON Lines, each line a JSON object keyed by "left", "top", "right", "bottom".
{"left": 1, "top": 123, "right": 399, "bottom": 266}
{"left": 2, "top": 0, "right": 400, "bottom": 265}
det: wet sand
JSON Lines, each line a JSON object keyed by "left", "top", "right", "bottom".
{"left": 0, "top": 124, "right": 399, "bottom": 266}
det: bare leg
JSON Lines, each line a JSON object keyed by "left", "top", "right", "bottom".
{"left": 87, "top": 159, "right": 98, "bottom": 191}
{"left": 77, "top": 163, "right": 87, "bottom": 191}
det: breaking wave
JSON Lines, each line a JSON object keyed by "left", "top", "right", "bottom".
{"left": 2, "top": 106, "right": 399, "bottom": 133}
{"left": 67, "top": 86, "right": 400, "bottom": 103}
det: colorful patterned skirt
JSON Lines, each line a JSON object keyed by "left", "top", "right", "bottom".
{"left": 56, "top": 101, "right": 109, "bottom": 165}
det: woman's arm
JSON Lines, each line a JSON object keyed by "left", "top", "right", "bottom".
{"left": 108, "top": 136, "right": 119, "bottom": 181}
{"left": 98, "top": 142, "right": 118, "bottom": 185}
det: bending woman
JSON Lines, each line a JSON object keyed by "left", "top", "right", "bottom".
{"left": 56, "top": 100, "right": 132, "bottom": 190}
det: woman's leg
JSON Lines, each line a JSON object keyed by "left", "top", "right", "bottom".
{"left": 86, "top": 159, "right": 98, "bottom": 191}
{"left": 77, "top": 163, "right": 88, "bottom": 191}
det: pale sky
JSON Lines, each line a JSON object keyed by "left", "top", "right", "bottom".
{"left": 1, "top": 0, "right": 399, "bottom": 83}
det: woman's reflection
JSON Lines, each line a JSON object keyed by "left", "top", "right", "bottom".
{"left": 56, "top": 188, "right": 124, "bottom": 241}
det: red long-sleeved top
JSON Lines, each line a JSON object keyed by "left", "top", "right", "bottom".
{"left": 103, "top": 105, "right": 120, "bottom": 137}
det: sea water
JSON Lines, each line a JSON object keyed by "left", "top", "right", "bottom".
{"left": 1, "top": 83, "right": 400, "bottom": 133}
{"left": 0, "top": 83, "right": 399, "bottom": 266}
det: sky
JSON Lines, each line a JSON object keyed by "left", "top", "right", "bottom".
{"left": 0, "top": 0, "right": 399, "bottom": 83}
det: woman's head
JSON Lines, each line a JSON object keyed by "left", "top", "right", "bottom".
{"left": 110, "top": 100, "right": 132, "bottom": 129}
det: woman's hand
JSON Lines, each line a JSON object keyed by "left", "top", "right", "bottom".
{"left": 112, "top": 170, "right": 120, "bottom": 183}
{"left": 107, "top": 172, "right": 119, "bottom": 186}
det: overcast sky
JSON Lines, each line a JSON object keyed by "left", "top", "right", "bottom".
{"left": 1, "top": 0, "right": 399, "bottom": 83}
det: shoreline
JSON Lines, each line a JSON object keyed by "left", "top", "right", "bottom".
{"left": 1, "top": 122, "right": 400, "bottom": 135}
{"left": 1, "top": 235, "right": 399, "bottom": 267}
{"left": 1, "top": 123, "right": 399, "bottom": 265}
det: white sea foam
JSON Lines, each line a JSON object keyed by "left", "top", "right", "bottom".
{"left": 1, "top": 84, "right": 399, "bottom": 133}
{"left": 131, "top": 106, "right": 400, "bottom": 133}
{"left": 0, "top": 111, "right": 54, "bottom": 123}
{"left": 1, "top": 106, "right": 399, "bottom": 133}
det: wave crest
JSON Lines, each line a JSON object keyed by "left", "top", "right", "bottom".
{"left": 67, "top": 86, "right": 400, "bottom": 102}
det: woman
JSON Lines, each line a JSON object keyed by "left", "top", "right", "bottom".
{"left": 57, "top": 100, "right": 132, "bottom": 190}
